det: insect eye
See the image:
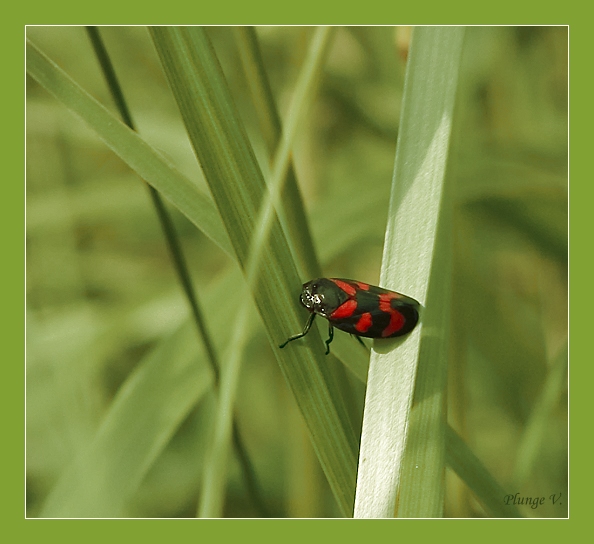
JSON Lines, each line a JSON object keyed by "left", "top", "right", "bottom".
{"left": 315, "top": 300, "right": 329, "bottom": 314}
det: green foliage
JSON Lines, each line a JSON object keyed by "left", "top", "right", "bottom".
{"left": 26, "top": 26, "right": 567, "bottom": 518}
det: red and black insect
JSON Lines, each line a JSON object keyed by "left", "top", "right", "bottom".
{"left": 279, "top": 278, "right": 420, "bottom": 355}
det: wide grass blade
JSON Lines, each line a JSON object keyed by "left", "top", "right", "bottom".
{"left": 354, "top": 26, "right": 465, "bottom": 518}
{"left": 150, "top": 26, "right": 358, "bottom": 517}
{"left": 196, "top": 27, "right": 335, "bottom": 517}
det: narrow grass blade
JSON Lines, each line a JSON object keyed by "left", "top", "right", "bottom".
{"left": 198, "top": 299, "right": 253, "bottom": 517}
{"left": 26, "top": 39, "right": 233, "bottom": 258}
{"left": 233, "top": 26, "right": 322, "bottom": 280}
{"left": 85, "top": 26, "right": 267, "bottom": 516}
{"left": 354, "top": 27, "right": 465, "bottom": 518}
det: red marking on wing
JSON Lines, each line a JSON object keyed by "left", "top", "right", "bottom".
{"left": 378, "top": 292, "right": 397, "bottom": 312}
{"left": 331, "top": 278, "right": 357, "bottom": 296}
{"left": 331, "top": 299, "right": 357, "bottom": 319}
{"left": 355, "top": 281, "right": 370, "bottom": 290}
{"left": 382, "top": 310, "right": 405, "bottom": 337}
{"left": 379, "top": 293, "right": 405, "bottom": 336}
{"left": 355, "top": 312, "right": 373, "bottom": 333}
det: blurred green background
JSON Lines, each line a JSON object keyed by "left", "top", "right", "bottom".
{"left": 26, "top": 26, "right": 567, "bottom": 518}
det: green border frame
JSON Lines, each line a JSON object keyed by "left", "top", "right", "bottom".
{"left": 12, "top": 0, "right": 580, "bottom": 540}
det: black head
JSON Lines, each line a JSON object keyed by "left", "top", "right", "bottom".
{"left": 299, "top": 278, "right": 347, "bottom": 317}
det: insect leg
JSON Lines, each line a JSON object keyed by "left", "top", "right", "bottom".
{"left": 353, "top": 335, "right": 368, "bottom": 350}
{"left": 279, "top": 313, "right": 316, "bottom": 349}
{"left": 324, "top": 322, "right": 334, "bottom": 355}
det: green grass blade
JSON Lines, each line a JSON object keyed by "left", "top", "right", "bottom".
{"left": 86, "top": 25, "right": 221, "bottom": 383}
{"left": 26, "top": 38, "right": 233, "bottom": 258}
{"left": 150, "top": 26, "right": 358, "bottom": 517}
{"left": 26, "top": 27, "right": 565, "bottom": 519}
{"left": 86, "top": 26, "right": 267, "bottom": 516}
{"left": 397, "top": 198, "right": 453, "bottom": 517}
{"left": 233, "top": 26, "right": 322, "bottom": 280}
{"left": 198, "top": 299, "right": 253, "bottom": 517}
{"left": 197, "top": 27, "right": 334, "bottom": 517}
{"left": 354, "top": 26, "right": 465, "bottom": 518}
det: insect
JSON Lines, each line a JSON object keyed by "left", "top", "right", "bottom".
{"left": 279, "top": 278, "right": 420, "bottom": 355}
